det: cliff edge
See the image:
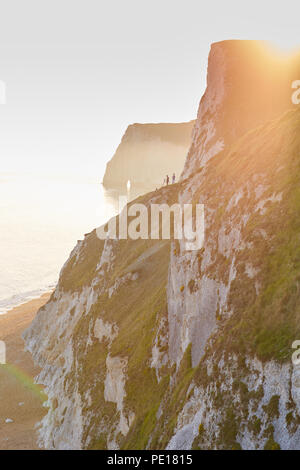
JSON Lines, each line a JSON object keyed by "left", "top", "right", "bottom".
{"left": 103, "top": 121, "right": 195, "bottom": 190}
{"left": 24, "top": 40, "right": 300, "bottom": 450}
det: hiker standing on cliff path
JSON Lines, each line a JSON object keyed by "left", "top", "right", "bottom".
{"left": 172, "top": 173, "right": 175, "bottom": 184}
{"left": 166, "top": 175, "right": 169, "bottom": 185}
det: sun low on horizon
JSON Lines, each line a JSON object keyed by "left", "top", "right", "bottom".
{"left": 268, "top": 37, "right": 300, "bottom": 54}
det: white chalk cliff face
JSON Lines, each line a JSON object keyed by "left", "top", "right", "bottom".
{"left": 182, "top": 40, "right": 300, "bottom": 179}
{"left": 24, "top": 40, "right": 300, "bottom": 449}
{"left": 103, "top": 121, "right": 194, "bottom": 190}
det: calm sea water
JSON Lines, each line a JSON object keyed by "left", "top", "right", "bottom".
{"left": 0, "top": 173, "right": 134, "bottom": 314}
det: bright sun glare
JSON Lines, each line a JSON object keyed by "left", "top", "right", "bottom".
{"left": 270, "top": 38, "right": 300, "bottom": 53}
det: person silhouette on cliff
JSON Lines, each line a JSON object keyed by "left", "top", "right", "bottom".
{"left": 172, "top": 173, "right": 175, "bottom": 184}
{"left": 166, "top": 175, "right": 169, "bottom": 185}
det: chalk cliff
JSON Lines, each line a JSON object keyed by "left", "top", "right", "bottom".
{"left": 182, "top": 40, "right": 300, "bottom": 178}
{"left": 24, "top": 40, "right": 300, "bottom": 449}
{"left": 103, "top": 121, "right": 195, "bottom": 190}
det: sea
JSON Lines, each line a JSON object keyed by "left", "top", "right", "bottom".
{"left": 0, "top": 172, "right": 136, "bottom": 314}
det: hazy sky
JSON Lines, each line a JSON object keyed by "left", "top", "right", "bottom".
{"left": 0, "top": 0, "right": 299, "bottom": 179}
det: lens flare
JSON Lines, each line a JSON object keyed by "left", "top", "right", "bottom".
{"left": 1, "top": 363, "right": 47, "bottom": 402}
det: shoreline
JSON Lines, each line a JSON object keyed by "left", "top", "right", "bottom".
{"left": 0, "top": 287, "right": 55, "bottom": 316}
{"left": 0, "top": 292, "right": 51, "bottom": 450}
